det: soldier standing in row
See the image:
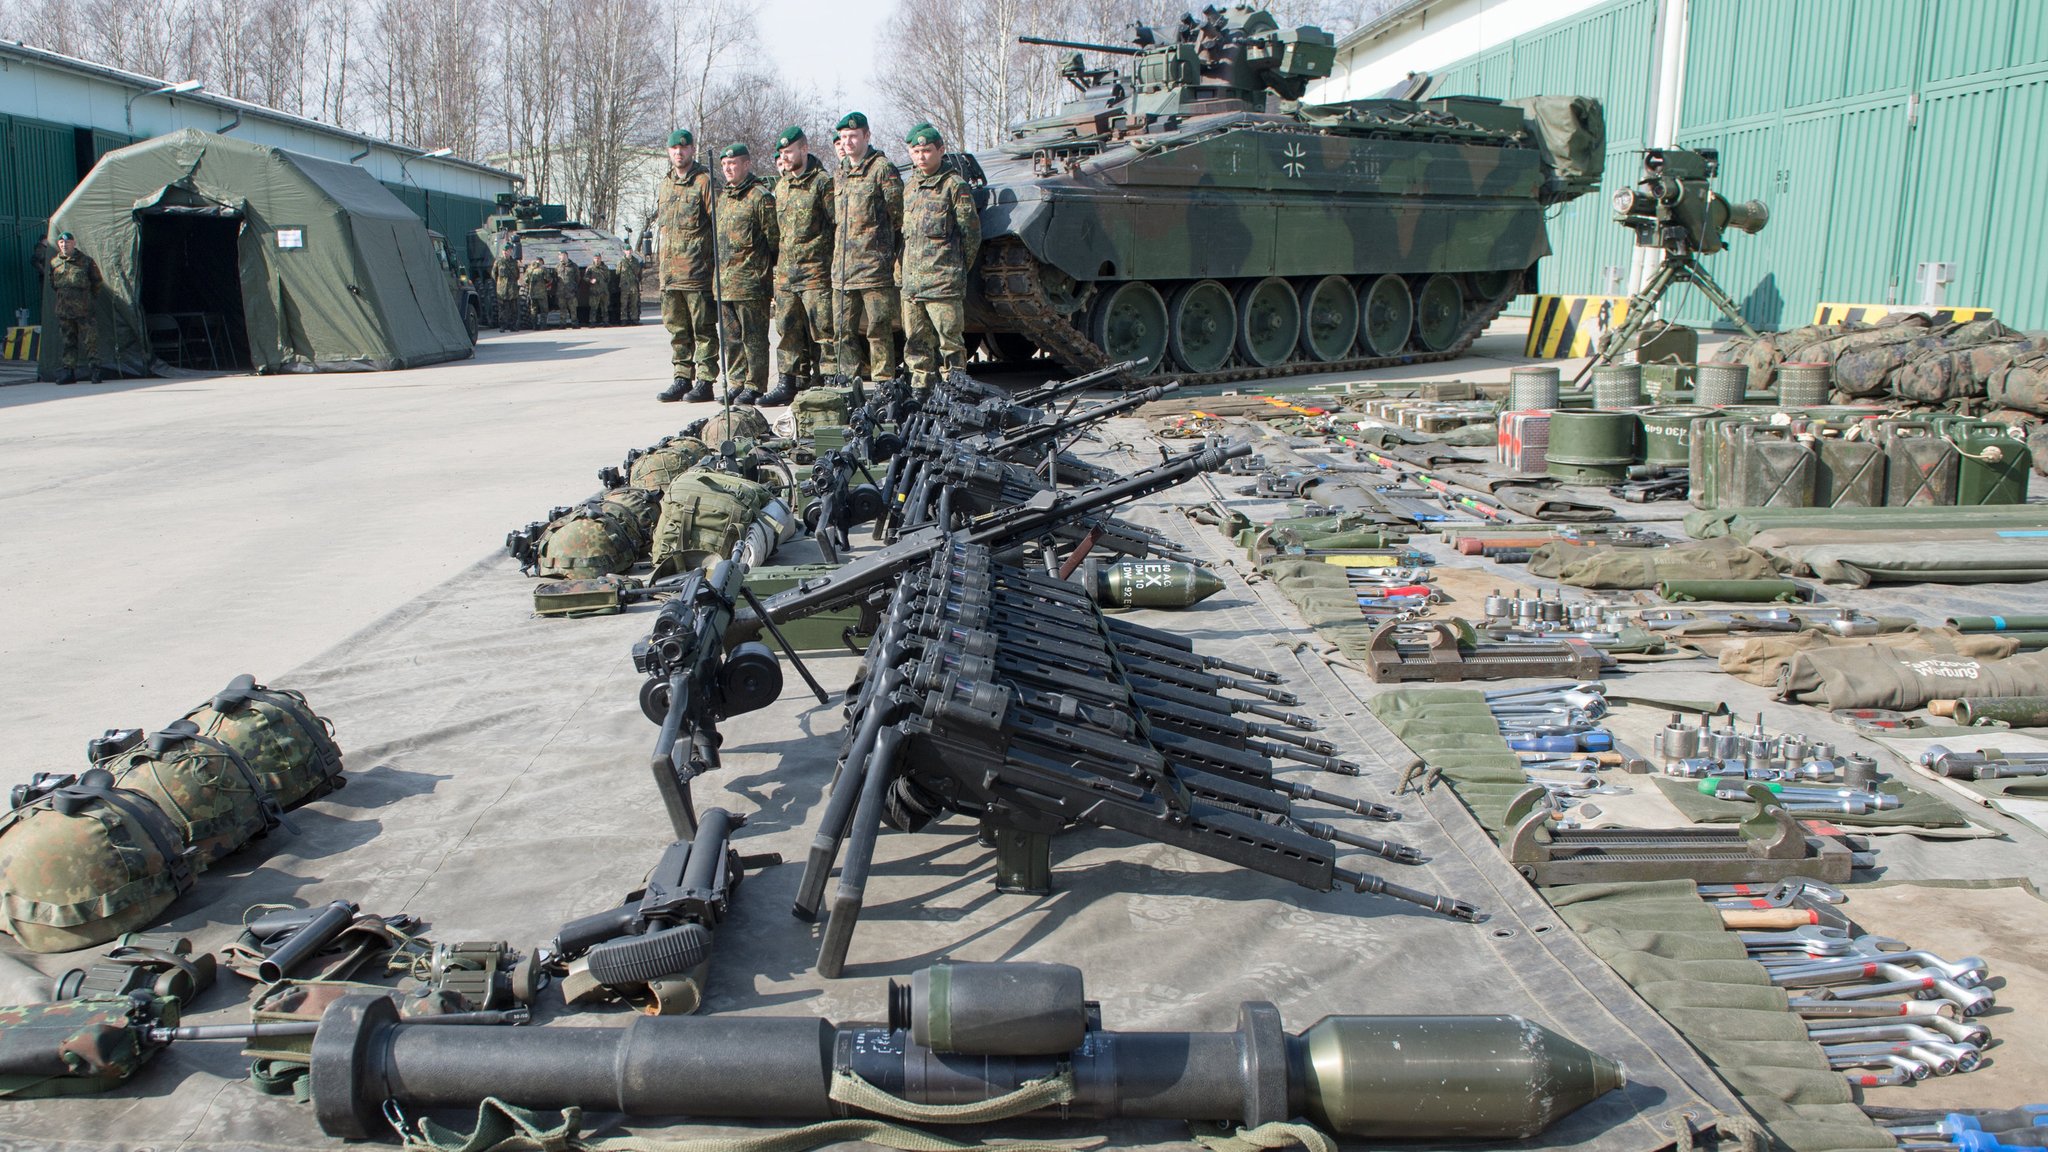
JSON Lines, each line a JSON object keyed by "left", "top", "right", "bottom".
{"left": 48, "top": 231, "right": 103, "bottom": 385}
{"left": 554, "top": 251, "right": 582, "bottom": 327}
{"left": 617, "top": 247, "right": 642, "bottom": 324}
{"left": 831, "top": 112, "right": 903, "bottom": 387}
{"left": 587, "top": 252, "right": 615, "bottom": 326}
{"left": 769, "top": 125, "right": 832, "bottom": 405}
{"left": 715, "top": 142, "right": 777, "bottom": 405}
{"left": 900, "top": 123, "right": 980, "bottom": 398}
{"left": 521, "top": 257, "right": 553, "bottom": 328}
{"left": 492, "top": 242, "right": 521, "bottom": 330}
{"left": 656, "top": 129, "right": 718, "bottom": 403}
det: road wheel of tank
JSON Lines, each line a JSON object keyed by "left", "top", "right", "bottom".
{"left": 1167, "top": 280, "right": 1236, "bottom": 374}
{"left": 1234, "top": 277, "right": 1299, "bottom": 368}
{"left": 1413, "top": 273, "right": 1464, "bottom": 352}
{"left": 1358, "top": 274, "right": 1413, "bottom": 357}
{"left": 1469, "top": 268, "right": 1518, "bottom": 302}
{"left": 1298, "top": 275, "right": 1358, "bottom": 362}
{"left": 1089, "top": 281, "right": 1169, "bottom": 375}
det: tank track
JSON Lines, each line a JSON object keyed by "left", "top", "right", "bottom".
{"left": 979, "top": 236, "right": 1518, "bottom": 387}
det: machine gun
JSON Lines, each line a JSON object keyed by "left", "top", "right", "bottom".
{"left": 794, "top": 542, "right": 1476, "bottom": 978}
{"left": 721, "top": 442, "right": 1249, "bottom": 650}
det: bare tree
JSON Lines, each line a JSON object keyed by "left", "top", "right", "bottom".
{"left": 560, "top": 0, "right": 665, "bottom": 228}
{"left": 367, "top": 0, "right": 490, "bottom": 154}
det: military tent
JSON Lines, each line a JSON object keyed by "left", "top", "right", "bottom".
{"left": 41, "top": 128, "right": 473, "bottom": 377}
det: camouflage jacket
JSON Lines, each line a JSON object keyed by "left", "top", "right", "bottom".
{"left": 522, "top": 263, "right": 554, "bottom": 294}
{"left": 587, "top": 262, "right": 615, "bottom": 293}
{"left": 717, "top": 174, "right": 778, "bottom": 301}
{"left": 774, "top": 157, "right": 833, "bottom": 293}
{"left": 832, "top": 147, "right": 902, "bottom": 290}
{"left": 492, "top": 252, "right": 520, "bottom": 286}
{"left": 556, "top": 257, "right": 582, "bottom": 298}
{"left": 617, "top": 251, "right": 642, "bottom": 291}
{"left": 901, "top": 167, "right": 981, "bottom": 301}
{"left": 49, "top": 250, "right": 102, "bottom": 319}
{"left": 656, "top": 162, "right": 716, "bottom": 291}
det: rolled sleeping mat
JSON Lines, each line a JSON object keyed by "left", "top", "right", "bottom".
{"left": 1656, "top": 578, "right": 1811, "bottom": 603}
{"left": 1947, "top": 615, "right": 2048, "bottom": 633}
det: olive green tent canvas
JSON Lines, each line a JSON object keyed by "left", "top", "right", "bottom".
{"left": 40, "top": 129, "right": 473, "bottom": 377}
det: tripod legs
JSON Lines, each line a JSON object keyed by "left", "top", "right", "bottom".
{"left": 1571, "top": 254, "right": 1763, "bottom": 385}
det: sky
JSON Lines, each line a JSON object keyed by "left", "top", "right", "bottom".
{"left": 753, "top": 0, "right": 894, "bottom": 119}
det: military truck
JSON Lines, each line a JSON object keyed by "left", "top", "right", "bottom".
{"left": 967, "top": 4, "right": 1604, "bottom": 382}
{"left": 467, "top": 195, "right": 638, "bottom": 327}
{"left": 429, "top": 230, "right": 482, "bottom": 346}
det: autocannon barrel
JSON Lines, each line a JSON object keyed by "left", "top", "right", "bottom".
{"left": 1017, "top": 33, "right": 1142, "bottom": 55}
{"left": 310, "top": 964, "right": 1621, "bottom": 1142}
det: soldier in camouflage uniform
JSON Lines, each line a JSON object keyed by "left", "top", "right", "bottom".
{"left": 831, "top": 111, "right": 903, "bottom": 385}
{"left": 554, "top": 251, "right": 582, "bottom": 327}
{"left": 47, "top": 231, "right": 103, "bottom": 384}
{"left": 617, "top": 247, "right": 643, "bottom": 324}
{"left": 900, "top": 123, "right": 980, "bottom": 396}
{"left": 768, "top": 125, "right": 832, "bottom": 405}
{"left": 715, "top": 142, "right": 778, "bottom": 404}
{"left": 492, "top": 243, "right": 522, "bottom": 329}
{"left": 657, "top": 129, "right": 718, "bottom": 403}
{"left": 521, "top": 257, "right": 554, "bottom": 328}
{"left": 587, "top": 252, "right": 615, "bottom": 326}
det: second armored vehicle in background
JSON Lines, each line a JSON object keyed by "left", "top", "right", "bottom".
{"left": 969, "top": 5, "right": 1605, "bottom": 382}
{"left": 468, "top": 196, "right": 639, "bottom": 327}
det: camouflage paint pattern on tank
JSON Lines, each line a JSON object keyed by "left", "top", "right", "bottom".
{"left": 966, "top": 5, "right": 1603, "bottom": 382}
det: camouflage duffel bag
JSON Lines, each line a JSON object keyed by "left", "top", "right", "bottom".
{"left": 533, "top": 504, "right": 639, "bottom": 579}
{"left": 99, "top": 721, "right": 288, "bottom": 865}
{"left": 1988, "top": 351, "right": 2048, "bottom": 417}
{"left": 0, "top": 995, "right": 171, "bottom": 1097}
{"left": 790, "top": 387, "right": 851, "bottom": 438}
{"left": 598, "top": 486, "right": 663, "bottom": 556}
{"left": 0, "top": 769, "right": 196, "bottom": 953}
{"left": 626, "top": 436, "right": 710, "bottom": 492}
{"left": 179, "top": 675, "right": 345, "bottom": 809}
{"left": 652, "top": 469, "right": 773, "bottom": 571}
{"left": 698, "top": 405, "right": 772, "bottom": 445}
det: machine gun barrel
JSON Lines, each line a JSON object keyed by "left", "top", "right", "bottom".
{"left": 728, "top": 442, "right": 1249, "bottom": 643}
{"left": 1014, "top": 359, "right": 1139, "bottom": 407}
{"left": 990, "top": 382, "right": 1178, "bottom": 456}
{"left": 1017, "top": 33, "right": 1142, "bottom": 55}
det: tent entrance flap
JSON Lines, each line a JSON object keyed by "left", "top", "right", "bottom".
{"left": 138, "top": 213, "right": 249, "bottom": 371}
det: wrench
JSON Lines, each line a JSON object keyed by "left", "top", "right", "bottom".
{"left": 1703, "top": 877, "right": 1849, "bottom": 907}
{"left": 1741, "top": 925, "right": 1853, "bottom": 956}
{"left": 1806, "top": 1018, "right": 1990, "bottom": 1049}
{"left": 1766, "top": 950, "right": 1988, "bottom": 987}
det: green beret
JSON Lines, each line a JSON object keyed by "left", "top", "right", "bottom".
{"left": 666, "top": 129, "right": 693, "bottom": 147}
{"left": 775, "top": 125, "right": 804, "bottom": 150}
{"left": 56, "top": 231, "right": 74, "bottom": 241}
{"left": 905, "top": 122, "right": 942, "bottom": 147}
{"left": 835, "top": 111, "right": 869, "bottom": 132}
{"left": 719, "top": 142, "right": 749, "bottom": 159}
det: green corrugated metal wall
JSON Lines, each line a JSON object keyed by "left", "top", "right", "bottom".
{"left": 382, "top": 182, "right": 497, "bottom": 262}
{"left": 1425, "top": 0, "right": 2048, "bottom": 331}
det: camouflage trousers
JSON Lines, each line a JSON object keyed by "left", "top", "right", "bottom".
{"left": 835, "top": 287, "right": 899, "bottom": 383}
{"left": 719, "top": 298, "right": 771, "bottom": 391}
{"left": 495, "top": 279, "right": 519, "bottom": 327}
{"left": 56, "top": 312, "right": 97, "bottom": 368}
{"left": 619, "top": 282, "right": 641, "bottom": 324}
{"left": 589, "top": 285, "right": 612, "bottom": 326}
{"left": 775, "top": 287, "right": 833, "bottom": 380}
{"left": 902, "top": 295, "right": 966, "bottom": 390}
{"left": 662, "top": 289, "right": 718, "bottom": 381}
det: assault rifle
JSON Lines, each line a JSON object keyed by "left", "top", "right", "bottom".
{"left": 724, "top": 442, "right": 1249, "bottom": 648}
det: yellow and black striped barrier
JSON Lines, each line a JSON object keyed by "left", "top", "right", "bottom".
{"left": 1812, "top": 303, "right": 1994, "bottom": 326}
{"left": 1524, "top": 295, "right": 1631, "bottom": 359}
{"left": 2, "top": 326, "right": 38, "bottom": 360}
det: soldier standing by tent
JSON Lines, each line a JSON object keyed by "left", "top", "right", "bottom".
{"left": 492, "top": 243, "right": 521, "bottom": 330}
{"left": 521, "top": 257, "right": 552, "bottom": 329}
{"left": 656, "top": 129, "right": 718, "bottom": 403}
{"left": 47, "top": 231, "right": 103, "bottom": 384}
{"left": 554, "top": 251, "right": 582, "bottom": 327}
{"left": 715, "top": 142, "right": 777, "bottom": 405}
{"left": 831, "top": 111, "right": 903, "bottom": 388}
{"left": 768, "top": 125, "right": 832, "bottom": 405}
{"left": 617, "top": 248, "right": 643, "bottom": 324}
{"left": 587, "top": 253, "right": 615, "bottom": 326}
{"left": 899, "top": 122, "right": 980, "bottom": 398}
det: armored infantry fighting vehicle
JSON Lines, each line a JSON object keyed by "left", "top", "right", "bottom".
{"left": 967, "top": 4, "right": 1604, "bottom": 382}
{"left": 468, "top": 195, "right": 639, "bottom": 326}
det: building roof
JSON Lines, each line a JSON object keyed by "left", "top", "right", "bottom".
{"left": 1334, "top": 0, "right": 1439, "bottom": 51}
{"left": 0, "top": 37, "right": 521, "bottom": 184}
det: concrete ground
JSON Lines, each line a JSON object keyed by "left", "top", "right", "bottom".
{"left": 0, "top": 315, "right": 1612, "bottom": 778}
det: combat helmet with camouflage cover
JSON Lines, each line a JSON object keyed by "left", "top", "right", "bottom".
{"left": 179, "top": 675, "right": 345, "bottom": 809}
{"left": 626, "top": 435, "right": 711, "bottom": 491}
{"left": 99, "top": 720, "right": 290, "bottom": 865}
{"left": 0, "top": 769, "right": 197, "bottom": 953}
{"left": 696, "top": 405, "right": 773, "bottom": 445}
{"left": 534, "top": 503, "right": 639, "bottom": 578}
{"left": 598, "top": 486, "right": 663, "bottom": 556}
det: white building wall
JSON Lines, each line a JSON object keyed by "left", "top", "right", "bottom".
{"left": 1308, "top": 0, "right": 1615, "bottom": 102}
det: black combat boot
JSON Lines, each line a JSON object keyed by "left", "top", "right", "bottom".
{"left": 686, "top": 378, "right": 715, "bottom": 403}
{"left": 730, "top": 385, "right": 762, "bottom": 405}
{"left": 89, "top": 365, "right": 102, "bottom": 384}
{"left": 657, "top": 377, "right": 691, "bottom": 403}
{"left": 54, "top": 367, "right": 75, "bottom": 385}
{"left": 757, "top": 373, "right": 797, "bottom": 406}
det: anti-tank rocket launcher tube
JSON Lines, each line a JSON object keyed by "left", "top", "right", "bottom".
{"left": 721, "top": 441, "right": 1250, "bottom": 646}
{"left": 309, "top": 961, "right": 1623, "bottom": 1142}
